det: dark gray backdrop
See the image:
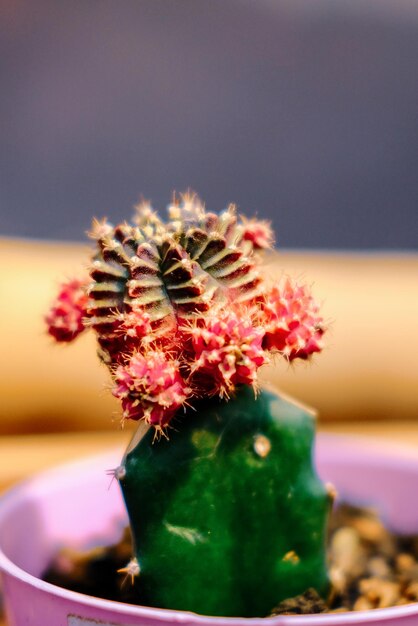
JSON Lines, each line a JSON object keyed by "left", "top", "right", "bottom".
{"left": 1, "top": 0, "right": 417, "bottom": 249}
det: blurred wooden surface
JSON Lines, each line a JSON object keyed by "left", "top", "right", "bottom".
{"left": 1, "top": 423, "right": 418, "bottom": 625}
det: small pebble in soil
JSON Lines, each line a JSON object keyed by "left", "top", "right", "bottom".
{"left": 43, "top": 504, "right": 418, "bottom": 615}
{"left": 270, "top": 588, "right": 327, "bottom": 615}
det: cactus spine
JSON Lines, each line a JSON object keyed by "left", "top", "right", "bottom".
{"left": 46, "top": 192, "right": 330, "bottom": 616}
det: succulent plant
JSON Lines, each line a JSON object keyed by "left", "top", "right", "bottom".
{"left": 46, "top": 192, "right": 330, "bottom": 616}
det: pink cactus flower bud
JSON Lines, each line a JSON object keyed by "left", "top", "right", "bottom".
{"left": 122, "top": 307, "right": 154, "bottom": 340}
{"left": 262, "top": 279, "right": 325, "bottom": 360}
{"left": 183, "top": 310, "right": 267, "bottom": 398}
{"left": 242, "top": 219, "right": 274, "bottom": 249}
{"left": 46, "top": 279, "right": 89, "bottom": 342}
{"left": 112, "top": 350, "right": 190, "bottom": 427}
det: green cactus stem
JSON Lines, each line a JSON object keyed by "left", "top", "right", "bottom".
{"left": 119, "top": 386, "right": 331, "bottom": 617}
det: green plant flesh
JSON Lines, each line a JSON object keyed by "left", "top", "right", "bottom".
{"left": 119, "top": 387, "right": 330, "bottom": 617}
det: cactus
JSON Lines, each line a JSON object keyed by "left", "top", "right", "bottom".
{"left": 120, "top": 387, "right": 330, "bottom": 617}
{"left": 46, "top": 192, "right": 330, "bottom": 617}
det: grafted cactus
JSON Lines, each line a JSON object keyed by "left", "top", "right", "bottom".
{"left": 46, "top": 192, "right": 330, "bottom": 616}
{"left": 86, "top": 195, "right": 266, "bottom": 368}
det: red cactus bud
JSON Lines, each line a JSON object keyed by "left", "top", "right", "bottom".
{"left": 46, "top": 279, "right": 89, "bottom": 342}
{"left": 121, "top": 307, "right": 154, "bottom": 341}
{"left": 112, "top": 350, "right": 190, "bottom": 427}
{"left": 262, "top": 279, "right": 325, "bottom": 360}
{"left": 242, "top": 219, "right": 274, "bottom": 250}
{"left": 183, "top": 310, "right": 267, "bottom": 398}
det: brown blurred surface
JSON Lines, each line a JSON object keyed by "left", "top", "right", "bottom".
{"left": 1, "top": 238, "right": 417, "bottom": 435}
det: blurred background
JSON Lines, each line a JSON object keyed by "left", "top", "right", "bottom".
{"left": 0, "top": 1, "right": 418, "bottom": 490}
{"left": 1, "top": 0, "right": 418, "bottom": 249}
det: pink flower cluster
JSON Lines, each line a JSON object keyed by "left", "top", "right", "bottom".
{"left": 186, "top": 311, "right": 267, "bottom": 398}
{"left": 46, "top": 275, "right": 325, "bottom": 429}
{"left": 112, "top": 351, "right": 190, "bottom": 427}
{"left": 109, "top": 277, "right": 324, "bottom": 427}
{"left": 45, "top": 279, "right": 89, "bottom": 342}
{"left": 263, "top": 279, "right": 325, "bottom": 360}
{"left": 241, "top": 219, "right": 274, "bottom": 250}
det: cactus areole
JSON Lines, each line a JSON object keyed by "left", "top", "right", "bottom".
{"left": 46, "top": 193, "right": 330, "bottom": 617}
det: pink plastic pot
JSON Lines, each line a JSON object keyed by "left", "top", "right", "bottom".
{"left": 1, "top": 434, "right": 418, "bottom": 626}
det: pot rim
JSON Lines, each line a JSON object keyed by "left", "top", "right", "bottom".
{"left": 1, "top": 435, "right": 418, "bottom": 625}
